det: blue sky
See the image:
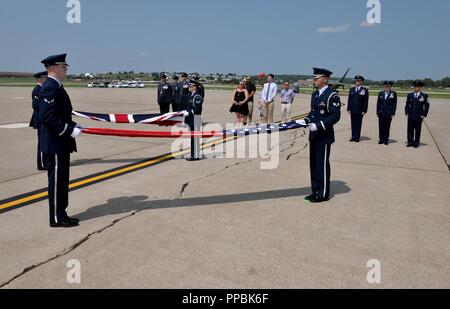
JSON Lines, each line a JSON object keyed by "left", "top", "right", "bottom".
{"left": 0, "top": 0, "right": 449, "bottom": 80}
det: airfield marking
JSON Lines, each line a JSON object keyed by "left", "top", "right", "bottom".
{"left": 0, "top": 114, "right": 307, "bottom": 213}
{"left": 0, "top": 123, "right": 30, "bottom": 129}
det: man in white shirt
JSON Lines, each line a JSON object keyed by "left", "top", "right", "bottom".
{"left": 259, "top": 74, "right": 277, "bottom": 124}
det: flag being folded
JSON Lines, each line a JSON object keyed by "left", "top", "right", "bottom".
{"left": 72, "top": 110, "right": 185, "bottom": 127}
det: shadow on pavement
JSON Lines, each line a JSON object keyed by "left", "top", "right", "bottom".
{"left": 75, "top": 181, "right": 351, "bottom": 222}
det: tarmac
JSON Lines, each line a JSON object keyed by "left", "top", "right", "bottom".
{"left": 0, "top": 87, "right": 449, "bottom": 288}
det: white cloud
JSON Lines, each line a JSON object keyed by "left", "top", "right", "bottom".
{"left": 360, "top": 20, "right": 379, "bottom": 27}
{"left": 317, "top": 25, "right": 350, "bottom": 33}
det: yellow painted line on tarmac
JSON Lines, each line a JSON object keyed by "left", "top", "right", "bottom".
{"left": 0, "top": 114, "right": 306, "bottom": 212}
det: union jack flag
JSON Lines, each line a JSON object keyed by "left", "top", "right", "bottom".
{"left": 72, "top": 110, "right": 185, "bottom": 127}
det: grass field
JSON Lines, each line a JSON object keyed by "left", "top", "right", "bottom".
{"left": 1, "top": 77, "right": 450, "bottom": 99}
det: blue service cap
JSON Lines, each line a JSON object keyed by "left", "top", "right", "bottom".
{"left": 354, "top": 75, "right": 365, "bottom": 81}
{"left": 313, "top": 68, "right": 333, "bottom": 78}
{"left": 188, "top": 79, "right": 200, "bottom": 87}
{"left": 33, "top": 71, "right": 48, "bottom": 79}
{"left": 41, "top": 54, "right": 69, "bottom": 67}
{"left": 413, "top": 80, "right": 424, "bottom": 87}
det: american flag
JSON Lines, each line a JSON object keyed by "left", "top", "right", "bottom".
{"left": 72, "top": 110, "right": 185, "bottom": 127}
{"left": 82, "top": 120, "right": 308, "bottom": 139}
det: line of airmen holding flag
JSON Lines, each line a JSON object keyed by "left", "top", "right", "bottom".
{"left": 29, "top": 53, "right": 431, "bottom": 227}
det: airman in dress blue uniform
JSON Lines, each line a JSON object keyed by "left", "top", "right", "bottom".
{"left": 171, "top": 75, "right": 180, "bottom": 112}
{"left": 29, "top": 71, "right": 48, "bottom": 170}
{"left": 193, "top": 75, "right": 205, "bottom": 99}
{"left": 157, "top": 73, "right": 173, "bottom": 114}
{"left": 297, "top": 68, "right": 341, "bottom": 203}
{"left": 405, "top": 80, "right": 430, "bottom": 148}
{"left": 376, "top": 81, "right": 397, "bottom": 145}
{"left": 347, "top": 75, "right": 369, "bottom": 142}
{"left": 176, "top": 72, "right": 190, "bottom": 111}
{"left": 185, "top": 80, "right": 204, "bottom": 161}
{"left": 38, "top": 54, "right": 82, "bottom": 228}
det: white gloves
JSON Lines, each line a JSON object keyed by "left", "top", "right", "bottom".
{"left": 309, "top": 123, "right": 318, "bottom": 132}
{"left": 295, "top": 119, "right": 307, "bottom": 126}
{"left": 295, "top": 120, "right": 318, "bottom": 132}
{"left": 71, "top": 127, "right": 82, "bottom": 138}
{"left": 181, "top": 110, "right": 190, "bottom": 117}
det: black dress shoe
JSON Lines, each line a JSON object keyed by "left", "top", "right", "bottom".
{"left": 384, "top": 141, "right": 389, "bottom": 145}
{"left": 349, "top": 139, "right": 355, "bottom": 142}
{"left": 186, "top": 158, "right": 201, "bottom": 161}
{"left": 310, "top": 196, "right": 330, "bottom": 203}
{"left": 304, "top": 194, "right": 317, "bottom": 201}
{"left": 354, "top": 139, "right": 360, "bottom": 143}
{"left": 50, "top": 219, "right": 79, "bottom": 228}
{"left": 66, "top": 217, "right": 79, "bottom": 223}
{"left": 378, "top": 140, "right": 383, "bottom": 145}
{"left": 406, "top": 144, "right": 414, "bottom": 147}
{"left": 413, "top": 144, "right": 419, "bottom": 148}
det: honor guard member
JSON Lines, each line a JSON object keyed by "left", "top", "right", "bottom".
{"left": 29, "top": 71, "right": 48, "bottom": 171}
{"left": 405, "top": 80, "right": 430, "bottom": 148}
{"left": 176, "top": 72, "right": 190, "bottom": 111}
{"left": 376, "top": 81, "right": 397, "bottom": 145}
{"left": 296, "top": 68, "right": 341, "bottom": 203}
{"left": 171, "top": 75, "right": 180, "bottom": 112}
{"left": 347, "top": 75, "right": 369, "bottom": 142}
{"left": 157, "top": 73, "right": 173, "bottom": 114}
{"left": 193, "top": 75, "right": 205, "bottom": 99}
{"left": 184, "top": 80, "right": 204, "bottom": 161}
{"left": 38, "top": 54, "right": 82, "bottom": 228}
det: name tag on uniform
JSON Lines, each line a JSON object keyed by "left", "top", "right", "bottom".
{"left": 419, "top": 97, "right": 424, "bottom": 102}
{"left": 360, "top": 90, "right": 366, "bottom": 96}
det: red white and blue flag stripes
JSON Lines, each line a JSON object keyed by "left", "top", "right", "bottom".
{"left": 72, "top": 110, "right": 185, "bottom": 127}
{"left": 81, "top": 120, "right": 308, "bottom": 138}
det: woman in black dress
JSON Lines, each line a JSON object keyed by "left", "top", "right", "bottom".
{"left": 229, "top": 82, "right": 249, "bottom": 128}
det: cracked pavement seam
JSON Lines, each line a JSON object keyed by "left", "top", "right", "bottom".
{"left": 1, "top": 128, "right": 309, "bottom": 287}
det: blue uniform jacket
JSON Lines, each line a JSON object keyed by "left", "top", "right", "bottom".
{"left": 347, "top": 86, "right": 369, "bottom": 114}
{"left": 376, "top": 91, "right": 397, "bottom": 117}
{"left": 186, "top": 91, "right": 203, "bottom": 116}
{"left": 157, "top": 81, "right": 173, "bottom": 105}
{"left": 305, "top": 86, "right": 341, "bottom": 144}
{"left": 405, "top": 92, "right": 430, "bottom": 120}
{"left": 175, "top": 80, "right": 190, "bottom": 105}
{"left": 29, "top": 84, "right": 42, "bottom": 129}
{"left": 38, "top": 78, "right": 77, "bottom": 154}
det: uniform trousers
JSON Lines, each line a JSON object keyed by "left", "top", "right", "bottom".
{"left": 310, "top": 142, "right": 331, "bottom": 199}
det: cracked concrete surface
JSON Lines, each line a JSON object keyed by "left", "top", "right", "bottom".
{"left": 1, "top": 88, "right": 449, "bottom": 288}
